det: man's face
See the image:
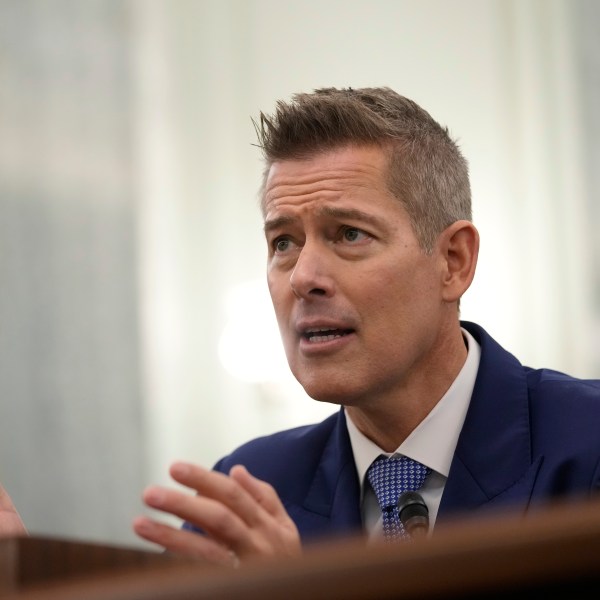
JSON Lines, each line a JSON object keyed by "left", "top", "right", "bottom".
{"left": 263, "top": 145, "right": 447, "bottom": 408}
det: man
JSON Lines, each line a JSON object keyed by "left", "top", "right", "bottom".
{"left": 3, "top": 88, "right": 599, "bottom": 567}
{"left": 131, "top": 87, "right": 600, "bottom": 566}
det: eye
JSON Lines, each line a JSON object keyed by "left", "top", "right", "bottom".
{"left": 273, "top": 237, "right": 292, "bottom": 253}
{"left": 341, "top": 226, "right": 369, "bottom": 243}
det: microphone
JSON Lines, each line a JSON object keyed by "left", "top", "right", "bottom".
{"left": 397, "top": 491, "right": 429, "bottom": 538}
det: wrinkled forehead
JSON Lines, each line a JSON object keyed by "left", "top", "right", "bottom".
{"left": 259, "top": 142, "right": 395, "bottom": 217}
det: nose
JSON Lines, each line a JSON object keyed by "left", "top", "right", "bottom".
{"left": 289, "top": 243, "right": 334, "bottom": 300}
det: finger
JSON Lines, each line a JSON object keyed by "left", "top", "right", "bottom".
{"left": 141, "top": 484, "right": 253, "bottom": 553}
{"left": 0, "top": 485, "right": 27, "bottom": 537}
{"left": 143, "top": 467, "right": 301, "bottom": 560}
{"left": 156, "top": 466, "right": 295, "bottom": 557}
{"left": 169, "top": 463, "right": 269, "bottom": 530}
{"left": 197, "top": 465, "right": 300, "bottom": 558}
{"left": 229, "top": 465, "right": 291, "bottom": 521}
{"left": 132, "top": 516, "right": 235, "bottom": 567}
{"left": 229, "top": 465, "right": 301, "bottom": 556}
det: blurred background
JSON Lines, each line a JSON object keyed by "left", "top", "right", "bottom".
{"left": 0, "top": 0, "right": 598, "bottom": 549}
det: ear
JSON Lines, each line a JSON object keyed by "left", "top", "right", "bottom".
{"left": 438, "top": 220, "right": 479, "bottom": 303}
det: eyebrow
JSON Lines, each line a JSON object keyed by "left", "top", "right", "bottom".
{"left": 319, "top": 206, "right": 384, "bottom": 227}
{"left": 264, "top": 206, "right": 384, "bottom": 233}
{"left": 264, "top": 214, "right": 296, "bottom": 234}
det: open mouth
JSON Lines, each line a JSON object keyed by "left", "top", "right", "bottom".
{"left": 303, "top": 327, "right": 354, "bottom": 343}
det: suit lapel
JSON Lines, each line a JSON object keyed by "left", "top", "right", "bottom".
{"left": 439, "top": 322, "right": 541, "bottom": 519}
{"left": 300, "top": 409, "right": 363, "bottom": 535}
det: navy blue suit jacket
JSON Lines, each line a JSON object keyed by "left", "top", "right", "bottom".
{"left": 199, "top": 321, "right": 600, "bottom": 544}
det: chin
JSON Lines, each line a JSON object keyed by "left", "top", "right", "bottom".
{"left": 298, "top": 379, "right": 351, "bottom": 405}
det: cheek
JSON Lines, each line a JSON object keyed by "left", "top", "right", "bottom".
{"left": 366, "top": 271, "right": 411, "bottom": 305}
{"left": 267, "top": 278, "right": 292, "bottom": 325}
{"left": 355, "top": 280, "right": 410, "bottom": 338}
{"left": 267, "top": 269, "right": 283, "bottom": 300}
{"left": 361, "top": 267, "right": 437, "bottom": 322}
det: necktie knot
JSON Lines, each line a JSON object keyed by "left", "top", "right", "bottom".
{"left": 367, "top": 455, "right": 430, "bottom": 540}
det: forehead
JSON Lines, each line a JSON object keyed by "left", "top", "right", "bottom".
{"left": 263, "top": 145, "right": 391, "bottom": 217}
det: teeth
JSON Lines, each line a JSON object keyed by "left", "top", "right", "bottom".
{"left": 309, "top": 333, "right": 342, "bottom": 343}
{"left": 304, "top": 327, "right": 345, "bottom": 343}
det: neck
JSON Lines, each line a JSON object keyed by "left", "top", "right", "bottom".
{"left": 345, "top": 324, "right": 468, "bottom": 452}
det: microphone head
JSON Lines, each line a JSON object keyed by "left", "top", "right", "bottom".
{"left": 397, "top": 491, "right": 429, "bottom": 538}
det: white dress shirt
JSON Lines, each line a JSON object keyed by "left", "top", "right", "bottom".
{"left": 345, "top": 327, "right": 481, "bottom": 540}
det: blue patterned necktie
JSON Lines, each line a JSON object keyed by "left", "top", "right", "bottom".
{"left": 367, "top": 455, "right": 431, "bottom": 541}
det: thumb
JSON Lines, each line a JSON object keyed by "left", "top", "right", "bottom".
{"left": 0, "top": 484, "right": 28, "bottom": 537}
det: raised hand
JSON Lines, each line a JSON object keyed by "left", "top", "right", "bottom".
{"left": 133, "top": 462, "right": 302, "bottom": 567}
